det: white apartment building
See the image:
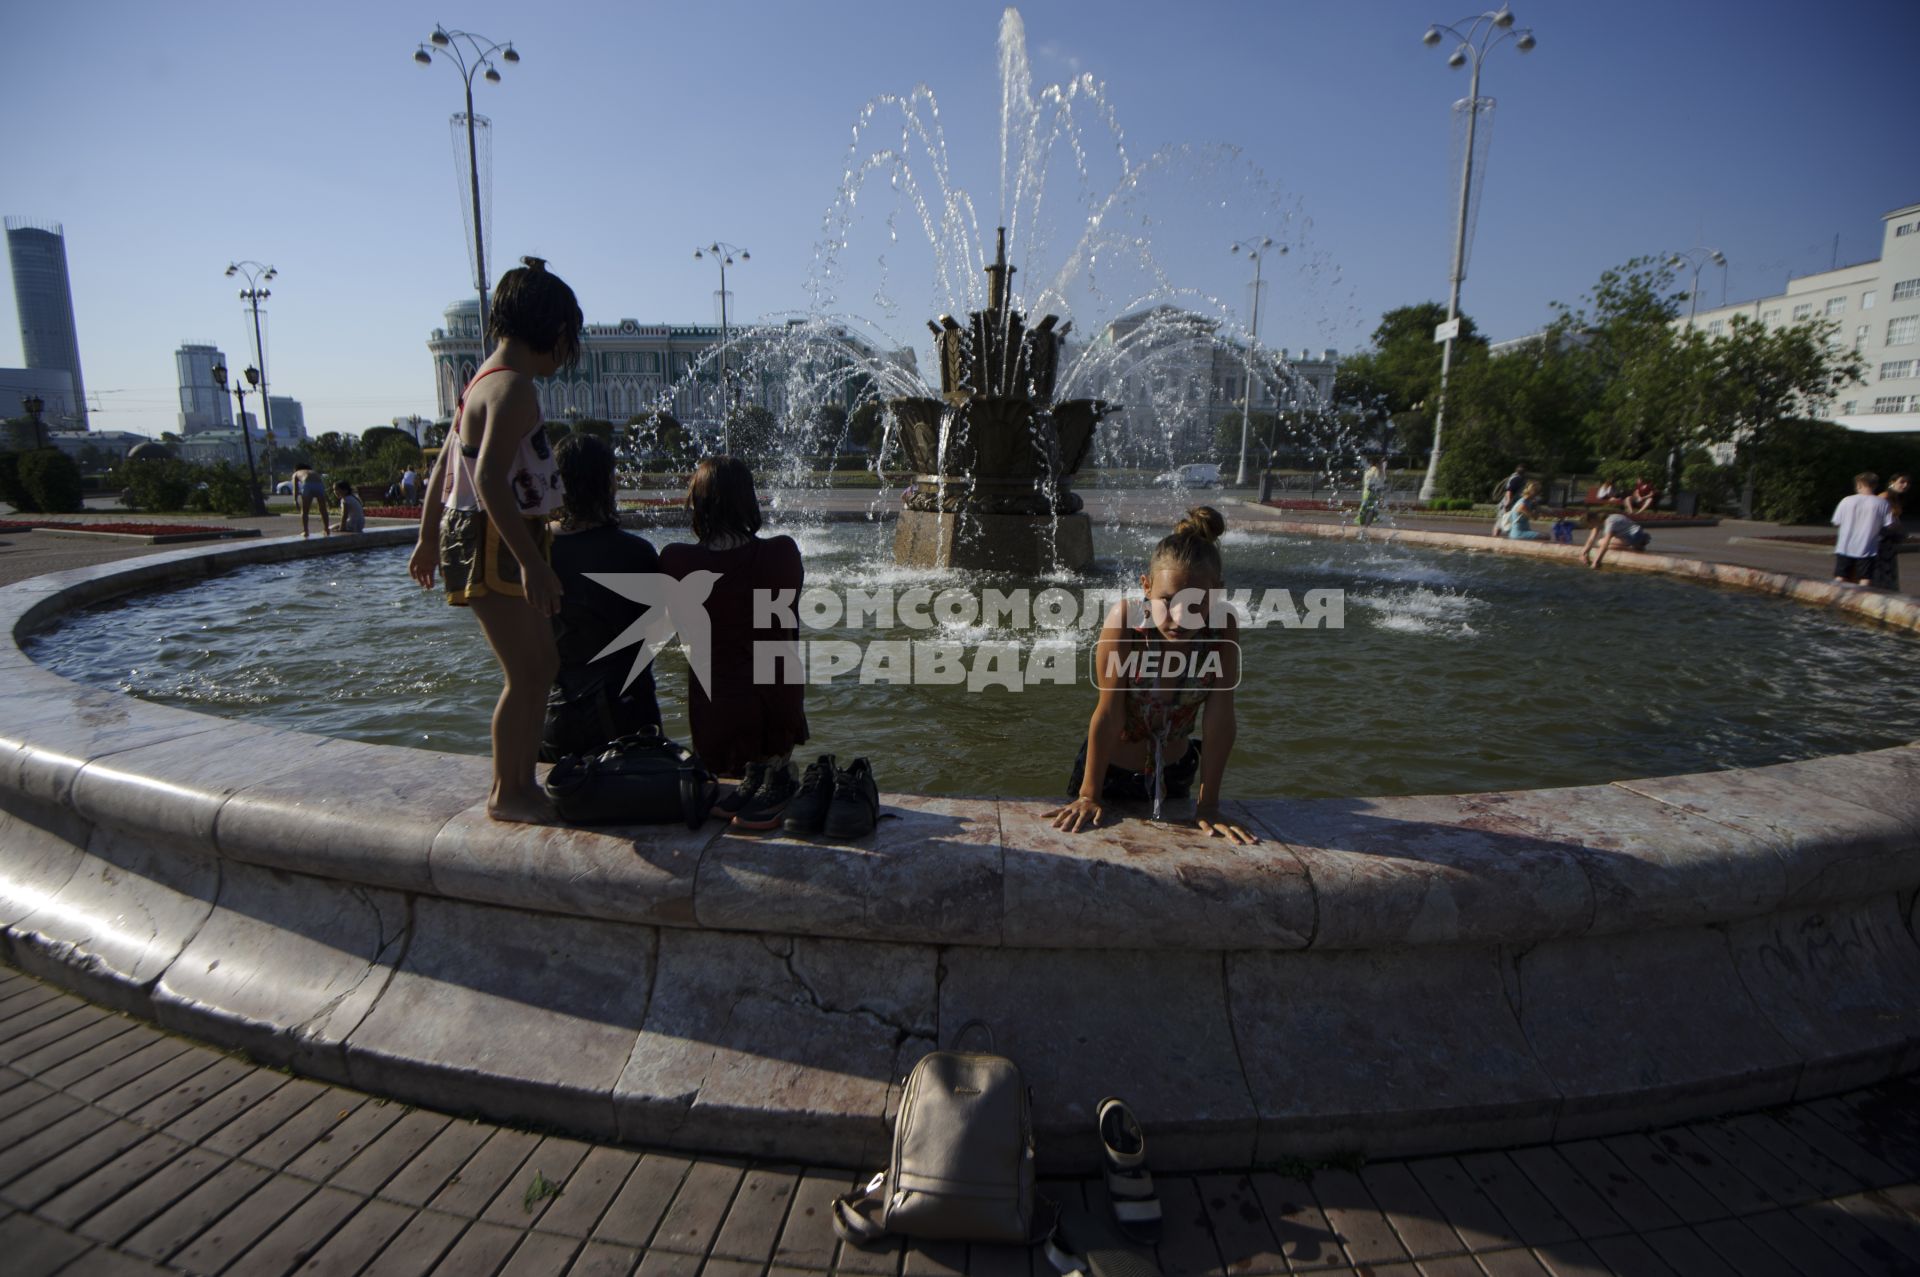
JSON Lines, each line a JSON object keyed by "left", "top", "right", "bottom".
{"left": 1686, "top": 200, "right": 1920, "bottom": 435}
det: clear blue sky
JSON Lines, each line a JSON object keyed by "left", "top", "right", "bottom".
{"left": 2, "top": 0, "right": 1912, "bottom": 439}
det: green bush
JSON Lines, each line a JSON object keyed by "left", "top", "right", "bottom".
{"left": 1432, "top": 429, "right": 1508, "bottom": 503}
{"left": 1679, "top": 452, "right": 1737, "bottom": 514}
{"left": 121, "top": 457, "right": 196, "bottom": 512}
{"left": 186, "top": 462, "right": 256, "bottom": 517}
{"left": 18, "top": 449, "right": 83, "bottom": 513}
{"left": 0, "top": 451, "right": 32, "bottom": 512}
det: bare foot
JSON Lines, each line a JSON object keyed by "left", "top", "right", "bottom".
{"left": 487, "top": 792, "right": 555, "bottom": 824}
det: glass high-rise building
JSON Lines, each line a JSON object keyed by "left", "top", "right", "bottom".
{"left": 6, "top": 218, "right": 88, "bottom": 429}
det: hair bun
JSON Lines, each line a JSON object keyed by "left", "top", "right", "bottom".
{"left": 1174, "top": 505, "right": 1225, "bottom": 543}
{"left": 520, "top": 255, "right": 548, "bottom": 273}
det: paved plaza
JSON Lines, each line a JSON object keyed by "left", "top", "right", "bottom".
{"left": 3, "top": 961, "right": 1919, "bottom": 1276}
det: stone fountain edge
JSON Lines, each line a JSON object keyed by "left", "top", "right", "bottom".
{"left": 1, "top": 525, "right": 1917, "bottom": 1171}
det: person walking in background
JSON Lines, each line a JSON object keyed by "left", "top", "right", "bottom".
{"left": 408, "top": 256, "right": 581, "bottom": 824}
{"left": 401, "top": 465, "right": 419, "bottom": 506}
{"left": 542, "top": 433, "right": 663, "bottom": 761}
{"left": 660, "top": 457, "right": 809, "bottom": 830}
{"left": 334, "top": 481, "right": 365, "bottom": 534}
{"left": 1831, "top": 472, "right": 1892, "bottom": 587}
{"left": 289, "top": 460, "right": 331, "bottom": 538}
{"left": 1869, "top": 472, "right": 1909, "bottom": 591}
{"left": 1491, "top": 463, "right": 1526, "bottom": 537}
{"left": 1356, "top": 458, "right": 1386, "bottom": 527}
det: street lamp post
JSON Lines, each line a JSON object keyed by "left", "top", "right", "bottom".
{"left": 415, "top": 27, "right": 520, "bottom": 334}
{"left": 1669, "top": 247, "right": 1729, "bottom": 330}
{"left": 1416, "top": 6, "right": 1538, "bottom": 502}
{"left": 225, "top": 261, "right": 277, "bottom": 497}
{"left": 209, "top": 362, "right": 267, "bottom": 516}
{"left": 1229, "top": 237, "right": 1283, "bottom": 487}
{"left": 20, "top": 394, "right": 46, "bottom": 451}
{"left": 694, "top": 241, "right": 749, "bottom": 453}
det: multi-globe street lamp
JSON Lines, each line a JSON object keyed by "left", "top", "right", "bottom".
{"left": 415, "top": 26, "right": 520, "bottom": 334}
{"left": 208, "top": 362, "right": 267, "bottom": 516}
{"left": 1416, "top": 5, "right": 1538, "bottom": 502}
{"left": 695, "top": 241, "right": 750, "bottom": 453}
{"left": 1670, "top": 247, "right": 1729, "bottom": 329}
{"left": 226, "top": 261, "right": 277, "bottom": 495}
{"left": 1228, "top": 236, "right": 1284, "bottom": 487}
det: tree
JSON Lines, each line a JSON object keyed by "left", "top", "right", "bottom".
{"left": 1334, "top": 302, "right": 1485, "bottom": 462}
{"left": 807, "top": 404, "right": 848, "bottom": 458}
{"left": 724, "top": 404, "right": 779, "bottom": 459}
{"left": 1551, "top": 257, "right": 1691, "bottom": 492}
{"left": 848, "top": 401, "right": 887, "bottom": 453}
{"left": 361, "top": 426, "right": 413, "bottom": 456}
{"left": 629, "top": 411, "right": 688, "bottom": 461}
{"left": 1434, "top": 332, "right": 1591, "bottom": 499}
{"left": 307, "top": 432, "right": 359, "bottom": 470}
{"left": 18, "top": 450, "right": 83, "bottom": 513}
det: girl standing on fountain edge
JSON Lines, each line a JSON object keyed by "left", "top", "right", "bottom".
{"left": 1044, "top": 506, "right": 1257, "bottom": 844}
{"left": 408, "top": 256, "right": 578, "bottom": 824}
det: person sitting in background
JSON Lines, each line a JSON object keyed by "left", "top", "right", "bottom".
{"left": 1497, "top": 481, "right": 1548, "bottom": 540}
{"left": 334, "top": 481, "right": 365, "bottom": 534}
{"left": 1593, "top": 479, "right": 1618, "bottom": 504}
{"left": 542, "top": 434, "right": 662, "bottom": 761}
{"left": 1624, "top": 476, "right": 1656, "bottom": 516}
{"left": 1581, "top": 508, "right": 1650, "bottom": 568}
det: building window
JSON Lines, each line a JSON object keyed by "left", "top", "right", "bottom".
{"left": 1792, "top": 303, "right": 1813, "bottom": 320}
{"left": 1706, "top": 319, "right": 1724, "bottom": 336}
{"left": 1898, "top": 222, "right": 1918, "bottom": 237}
{"left": 1889, "top": 316, "right": 1920, "bottom": 346}
{"left": 1825, "top": 296, "right": 1846, "bottom": 316}
{"left": 1863, "top": 291, "right": 1877, "bottom": 310}
{"left": 1842, "top": 401, "right": 1857, "bottom": 414}
{"left": 1893, "top": 279, "right": 1920, "bottom": 302}
{"left": 1762, "top": 308, "right": 1781, "bottom": 325}
{"left": 1871, "top": 396, "right": 1909, "bottom": 413}
{"left": 1883, "top": 360, "right": 1917, "bottom": 380}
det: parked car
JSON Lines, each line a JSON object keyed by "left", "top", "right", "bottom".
{"left": 1154, "top": 462, "right": 1221, "bottom": 488}
{"left": 273, "top": 480, "right": 293, "bottom": 496}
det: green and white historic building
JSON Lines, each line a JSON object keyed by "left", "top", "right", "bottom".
{"left": 427, "top": 300, "right": 904, "bottom": 436}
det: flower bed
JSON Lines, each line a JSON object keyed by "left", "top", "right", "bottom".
{"left": 362, "top": 506, "right": 423, "bottom": 520}
{"left": 0, "top": 519, "right": 241, "bottom": 536}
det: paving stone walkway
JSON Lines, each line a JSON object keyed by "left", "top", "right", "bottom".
{"left": 3, "top": 962, "right": 1919, "bottom": 1276}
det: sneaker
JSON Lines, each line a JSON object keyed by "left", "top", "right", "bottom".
{"left": 782, "top": 754, "right": 837, "bottom": 836}
{"left": 732, "top": 761, "right": 797, "bottom": 830}
{"left": 714, "top": 760, "right": 766, "bottom": 821}
{"left": 823, "top": 758, "right": 880, "bottom": 840}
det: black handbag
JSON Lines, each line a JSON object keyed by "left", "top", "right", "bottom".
{"left": 544, "top": 727, "right": 717, "bottom": 829}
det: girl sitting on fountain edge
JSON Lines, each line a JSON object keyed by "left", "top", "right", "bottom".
{"left": 1044, "top": 506, "right": 1258, "bottom": 844}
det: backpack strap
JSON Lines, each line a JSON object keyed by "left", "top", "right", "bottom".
{"left": 832, "top": 1171, "right": 890, "bottom": 1245}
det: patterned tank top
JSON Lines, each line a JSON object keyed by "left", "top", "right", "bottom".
{"left": 443, "top": 365, "right": 563, "bottom": 517}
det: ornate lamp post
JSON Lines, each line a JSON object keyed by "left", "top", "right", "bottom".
{"left": 1670, "top": 247, "right": 1729, "bottom": 330}
{"left": 225, "top": 261, "right": 277, "bottom": 494}
{"left": 20, "top": 393, "right": 46, "bottom": 451}
{"left": 209, "top": 363, "right": 267, "bottom": 516}
{"left": 694, "top": 241, "right": 749, "bottom": 452}
{"left": 415, "top": 27, "right": 520, "bottom": 334}
{"left": 1228, "top": 236, "right": 1284, "bottom": 486}
{"left": 1416, "top": 5, "right": 1538, "bottom": 501}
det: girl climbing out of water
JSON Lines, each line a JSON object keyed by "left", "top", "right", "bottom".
{"left": 1044, "top": 506, "right": 1257, "bottom": 844}
{"left": 408, "top": 256, "right": 579, "bottom": 824}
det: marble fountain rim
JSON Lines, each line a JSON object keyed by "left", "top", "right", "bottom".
{"left": 1, "top": 522, "right": 1917, "bottom": 955}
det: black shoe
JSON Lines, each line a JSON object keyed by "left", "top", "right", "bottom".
{"left": 733, "top": 762, "right": 797, "bottom": 830}
{"left": 714, "top": 760, "right": 766, "bottom": 820}
{"left": 823, "top": 758, "right": 880, "bottom": 840}
{"left": 782, "top": 754, "right": 837, "bottom": 835}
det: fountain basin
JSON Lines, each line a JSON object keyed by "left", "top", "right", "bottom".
{"left": 2, "top": 530, "right": 1919, "bottom": 1170}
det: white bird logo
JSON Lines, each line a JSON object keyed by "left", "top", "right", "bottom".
{"left": 582, "top": 570, "right": 723, "bottom": 696}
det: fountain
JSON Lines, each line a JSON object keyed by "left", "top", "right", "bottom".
{"left": 889, "top": 228, "right": 1112, "bottom": 572}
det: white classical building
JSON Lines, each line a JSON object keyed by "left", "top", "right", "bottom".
{"left": 1685, "top": 200, "right": 1920, "bottom": 435}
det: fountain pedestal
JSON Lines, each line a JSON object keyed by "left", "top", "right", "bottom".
{"left": 891, "top": 230, "right": 1111, "bottom": 573}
